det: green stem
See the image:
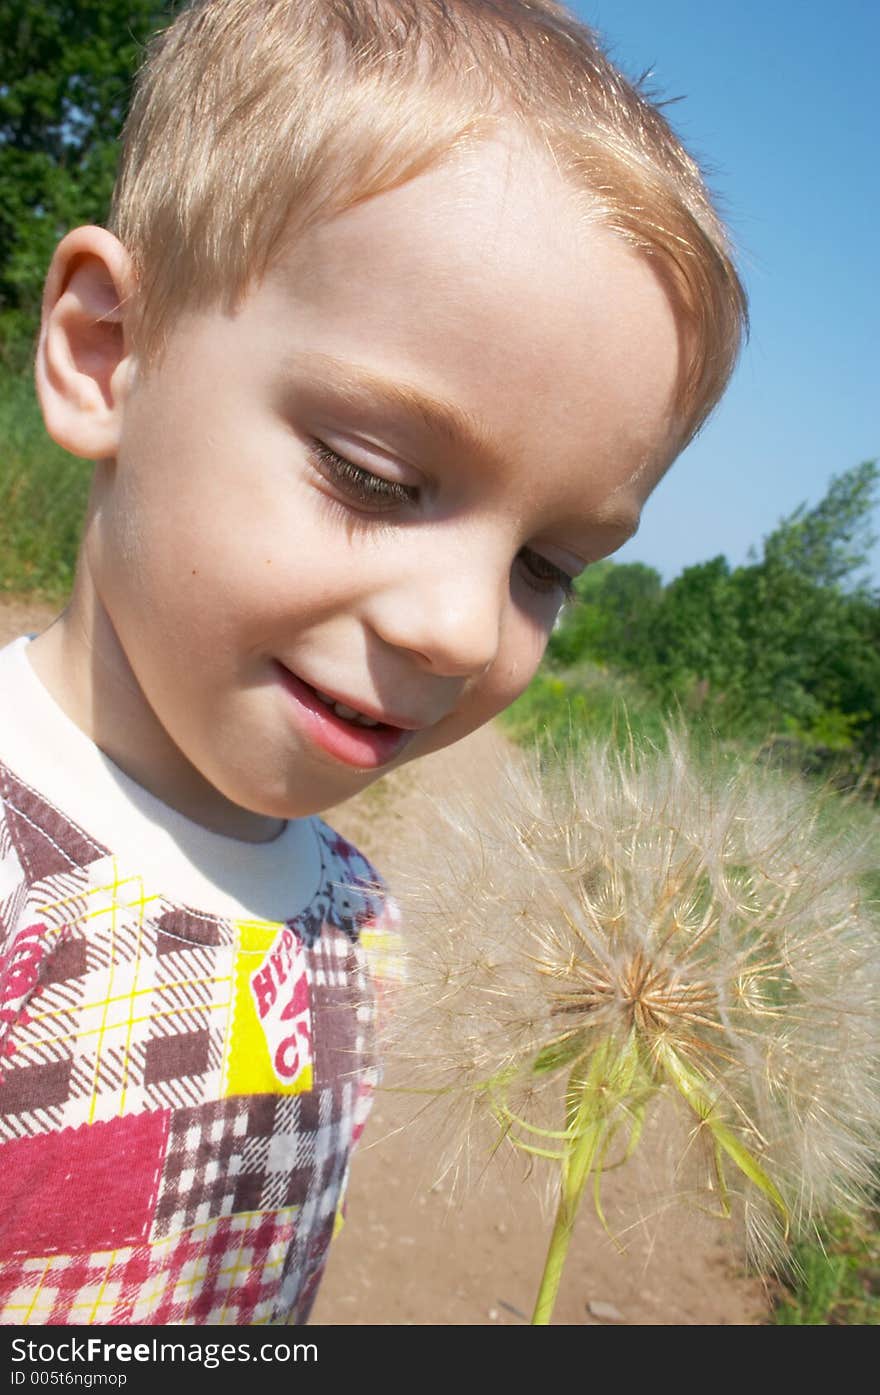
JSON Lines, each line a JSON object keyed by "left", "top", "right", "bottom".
{"left": 529, "top": 1037, "right": 641, "bottom": 1325}
{"left": 530, "top": 1114, "right": 602, "bottom": 1325}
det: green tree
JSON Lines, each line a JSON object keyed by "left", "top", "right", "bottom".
{"left": 729, "top": 462, "right": 879, "bottom": 743}
{"left": 548, "top": 560, "right": 662, "bottom": 668}
{"left": 757, "top": 460, "right": 878, "bottom": 593}
{"left": 641, "top": 555, "right": 746, "bottom": 714}
{"left": 548, "top": 463, "right": 880, "bottom": 768}
{"left": 0, "top": 0, "right": 170, "bottom": 366}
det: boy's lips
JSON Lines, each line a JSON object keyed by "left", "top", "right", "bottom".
{"left": 275, "top": 663, "right": 422, "bottom": 768}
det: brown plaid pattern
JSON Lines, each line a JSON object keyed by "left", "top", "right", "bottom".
{"left": 153, "top": 1096, "right": 251, "bottom": 1237}
{"left": 310, "top": 926, "right": 375, "bottom": 1089}
{"left": 153, "top": 1058, "right": 369, "bottom": 1228}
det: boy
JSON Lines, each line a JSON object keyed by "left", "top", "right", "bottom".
{"left": 0, "top": 0, "right": 746, "bottom": 1325}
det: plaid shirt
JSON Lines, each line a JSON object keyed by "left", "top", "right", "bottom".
{"left": 0, "top": 758, "right": 392, "bottom": 1325}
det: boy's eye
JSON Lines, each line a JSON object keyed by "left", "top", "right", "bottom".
{"left": 308, "top": 441, "right": 419, "bottom": 510}
{"left": 309, "top": 439, "right": 577, "bottom": 601}
{"left": 517, "top": 549, "right": 578, "bottom": 601}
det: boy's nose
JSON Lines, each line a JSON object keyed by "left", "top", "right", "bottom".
{"left": 367, "top": 551, "right": 505, "bottom": 679}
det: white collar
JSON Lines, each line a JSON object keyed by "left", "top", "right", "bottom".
{"left": 0, "top": 636, "right": 324, "bottom": 922}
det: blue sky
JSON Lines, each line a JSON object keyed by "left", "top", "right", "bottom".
{"left": 570, "top": 0, "right": 878, "bottom": 589}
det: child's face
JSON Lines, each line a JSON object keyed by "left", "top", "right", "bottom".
{"left": 85, "top": 135, "right": 681, "bottom": 835}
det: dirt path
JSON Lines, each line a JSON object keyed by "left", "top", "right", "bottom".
{"left": 0, "top": 595, "right": 59, "bottom": 645}
{"left": 2, "top": 597, "right": 771, "bottom": 1325}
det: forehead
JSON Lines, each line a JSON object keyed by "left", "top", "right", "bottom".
{"left": 247, "top": 136, "right": 681, "bottom": 538}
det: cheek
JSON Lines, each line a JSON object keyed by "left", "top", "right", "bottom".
{"left": 411, "top": 615, "right": 550, "bottom": 762}
{"left": 505, "top": 610, "right": 553, "bottom": 686}
{"left": 469, "top": 616, "right": 552, "bottom": 724}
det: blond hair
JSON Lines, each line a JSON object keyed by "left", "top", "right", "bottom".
{"left": 111, "top": 0, "right": 748, "bottom": 444}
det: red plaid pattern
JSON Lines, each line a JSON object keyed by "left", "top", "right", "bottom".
{"left": 2, "top": 1210, "right": 298, "bottom": 1325}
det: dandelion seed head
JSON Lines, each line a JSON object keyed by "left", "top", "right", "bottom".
{"left": 381, "top": 723, "right": 880, "bottom": 1268}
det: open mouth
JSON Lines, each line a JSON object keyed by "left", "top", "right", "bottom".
{"left": 302, "top": 675, "right": 398, "bottom": 730}
{"left": 306, "top": 684, "right": 390, "bottom": 729}
{"left": 277, "top": 664, "right": 415, "bottom": 769}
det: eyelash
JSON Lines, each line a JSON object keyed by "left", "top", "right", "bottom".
{"left": 308, "top": 440, "right": 578, "bottom": 601}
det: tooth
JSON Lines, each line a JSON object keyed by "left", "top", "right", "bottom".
{"left": 310, "top": 685, "right": 383, "bottom": 726}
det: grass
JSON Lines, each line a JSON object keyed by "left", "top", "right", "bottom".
{"left": 497, "top": 659, "right": 672, "bottom": 755}
{"left": 770, "top": 1205, "right": 880, "bottom": 1324}
{"left": 0, "top": 370, "right": 89, "bottom": 599}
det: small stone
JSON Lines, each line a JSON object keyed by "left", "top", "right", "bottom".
{"left": 587, "top": 1300, "right": 625, "bottom": 1323}
{"left": 488, "top": 1308, "right": 500, "bottom": 1321}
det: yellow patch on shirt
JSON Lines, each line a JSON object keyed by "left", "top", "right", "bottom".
{"left": 223, "top": 921, "right": 314, "bottom": 1097}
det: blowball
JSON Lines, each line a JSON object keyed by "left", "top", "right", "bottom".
{"left": 380, "top": 725, "right": 880, "bottom": 1269}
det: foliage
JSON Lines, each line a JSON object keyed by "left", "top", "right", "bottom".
{"left": 770, "top": 1204, "right": 880, "bottom": 1325}
{"left": 548, "top": 462, "right": 880, "bottom": 780}
{"left": 757, "top": 461, "right": 878, "bottom": 591}
{"left": 637, "top": 554, "right": 747, "bottom": 711}
{"left": 0, "top": 0, "right": 171, "bottom": 367}
{"left": 0, "top": 371, "right": 89, "bottom": 596}
{"left": 497, "top": 662, "right": 670, "bottom": 757}
{"left": 547, "top": 560, "right": 662, "bottom": 670}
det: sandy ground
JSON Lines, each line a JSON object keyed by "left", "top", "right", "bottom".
{"left": 2, "top": 596, "right": 771, "bottom": 1326}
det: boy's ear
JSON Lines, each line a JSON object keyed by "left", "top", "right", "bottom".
{"left": 35, "top": 226, "right": 136, "bottom": 461}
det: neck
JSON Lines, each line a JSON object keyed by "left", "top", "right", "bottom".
{"left": 28, "top": 566, "right": 286, "bottom": 845}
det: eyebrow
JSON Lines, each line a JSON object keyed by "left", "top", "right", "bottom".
{"left": 289, "top": 351, "right": 496, "bottom": 459}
